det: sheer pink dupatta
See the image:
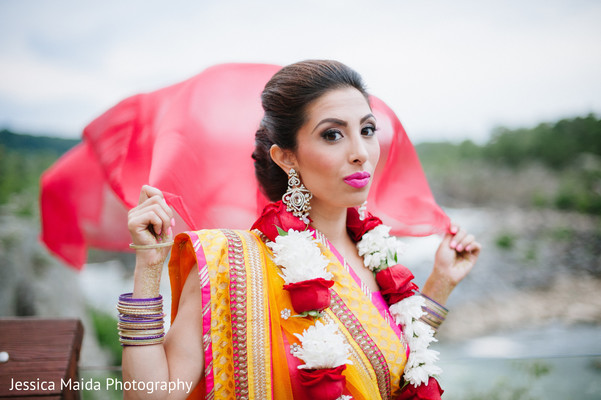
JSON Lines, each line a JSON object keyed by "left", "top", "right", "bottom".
{"left": 40, "top": 63, "right": 449, "bottom": 269}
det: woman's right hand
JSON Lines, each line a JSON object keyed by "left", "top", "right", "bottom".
{"left": 127, "top": 185, "right": 175, "bottom": 267}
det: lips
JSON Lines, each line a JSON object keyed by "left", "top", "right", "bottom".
{"left": 343, "top": 171, "right": 371, "bottom": 188}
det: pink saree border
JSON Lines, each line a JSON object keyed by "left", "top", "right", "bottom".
{"left": 185, "top": 231, "right": 216, "bottom": 398}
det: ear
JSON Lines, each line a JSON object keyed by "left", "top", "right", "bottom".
{"left": 270, "top": 144, "right": 297, "bottom": 174}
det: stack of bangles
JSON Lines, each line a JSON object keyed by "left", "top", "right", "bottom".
{"left": 117, "top": 293, "right": 165, "bottom": 346}
{"left": 417, "top": 293, "right": 449, "bottom": 333}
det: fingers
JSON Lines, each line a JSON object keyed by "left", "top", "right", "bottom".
{"left": 129, "top": 186, "right": 175, "bottom": 243}
{"left": 448, "top": 225, "right": 467, "bottom": 251}
{"left": 448, "top": 223, "right": 479, "bottom": 253}
{"left": 138, "top": 185, "right": 164, "bottom": 205}
{"left": 465, "top": 240, "right": 482, "bottom": 255}
{"left": 130, "top": 203, "right": 171, "bottom": 236}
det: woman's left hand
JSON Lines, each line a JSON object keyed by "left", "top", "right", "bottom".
{"left": 422, "top": 223, "right": 481, "bottom": 305}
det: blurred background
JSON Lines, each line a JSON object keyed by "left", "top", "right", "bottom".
{"left": 1, "top": 0, "right": 600, "bottom": 398}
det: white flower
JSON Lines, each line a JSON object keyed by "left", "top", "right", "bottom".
{"left": 389, "top": 296, "right": 442, "bottom": 387}
{"left": 281, "top": 308, "right": 291, "bottom": 320}
{"left": 357, "top": 225, "right": 405, "bottom": 272}
{"left": 389, "top": 295, "right": 426, "bottom": 337}
{"left": 291, "top": 320, "right": 353, "bottom": 369}
{"left": 268, "top": 229, "right": 332, "bottom": 284}
{"left": 357, "top": 224, "right": 439, "bottom": 386}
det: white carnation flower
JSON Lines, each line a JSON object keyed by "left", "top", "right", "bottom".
{"left": 389, "top": 296, "right": 442, "bottom": 387}
{"left": 291, "top": 320, "right": 352, "bottom": 369}
{"left": 356, "top": 225, "right": 405, "bottom": 272}
{"left": 389, "top": 295, "right": 426, "bottom": 329}
{"left": 268, "top": 229, "right": 332, "bottom": 284}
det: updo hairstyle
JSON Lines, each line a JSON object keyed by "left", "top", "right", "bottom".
{"left": 252, "top": 60, "right": 369, "bottom": 201}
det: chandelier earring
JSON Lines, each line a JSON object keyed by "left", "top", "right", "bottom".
{"left": 282, "top": 168, "right": 312, "bottom": 223}
{"left": 358, "top": 200, "right": 368, "bottom": 221}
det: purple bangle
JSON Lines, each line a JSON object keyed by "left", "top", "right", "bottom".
{"left": 119, "top": 293, "right": 163, "bottom": 302}
{"left": 118, "top": 315, "right": 165, "bottom": 323}
{"left": 120, "top": 333, "right": 165, "bottom": 341}
{"left": 422, "top": 306, "right": 446, "bottom": 320}
{"left": 418, "top": 292, "right": 449, "bottom": 312}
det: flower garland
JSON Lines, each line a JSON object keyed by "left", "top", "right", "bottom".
{"left": 252, "top": 201, "right": 443, "bottom": 400}
{"left": 267, "top": 228, "right": 335, "bottom": 316}
{"left": 356, "top": 224, "right": 442, "bottom": 388}
{"left": 266, "top": 225, "right": 349, "bottom": 400}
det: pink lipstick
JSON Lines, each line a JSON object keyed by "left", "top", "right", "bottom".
{"left": 343, "top": 171, "right": 371, "bottom": 188}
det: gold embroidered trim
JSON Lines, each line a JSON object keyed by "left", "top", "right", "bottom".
{"left": 222, "top": 229, "right": 249, "bottom": 400}
{"left": 329, "top": 291, "right": 392, "bottom": 399}
{"left": 321, "top": 312, "right": 376, "bottom": 392}
{"left": 240, "top": 230, "right": 271, "bottom": 399}
{"left": 222, "top": 230, "right": 271, "bottom": 400}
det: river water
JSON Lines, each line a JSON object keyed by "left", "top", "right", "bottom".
{"left": 435, "top": 324, "right": 601, "bottom": 399}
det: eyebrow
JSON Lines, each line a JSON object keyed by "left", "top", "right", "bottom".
{"left": 311, "top": 113, "right": 376, "bottom": 134}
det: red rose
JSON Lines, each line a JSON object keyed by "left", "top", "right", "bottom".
{"left": 376, "top": 264, "right": 419, "bottom": 305}
{"left": 251, "top": 201, "right": 308, "bottom": 242}
{"left": 298, "top": 365, "right": 347, "bottom": 400}
{"left": 397, "top": 377, "right": 443, "bottom": 400}
{"left": 283, "top": 278, "right": 334, "bottom": 314}
{"left": 346, "top": 207, "right": 383, "bottom": 242}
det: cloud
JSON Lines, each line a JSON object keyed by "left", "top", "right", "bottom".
{"left": 1, "top": 0, "right": 600, "bottom": 140}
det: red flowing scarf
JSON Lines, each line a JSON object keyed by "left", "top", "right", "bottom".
{"left": 40, "top": 63, "right": 449, "bottom": 269}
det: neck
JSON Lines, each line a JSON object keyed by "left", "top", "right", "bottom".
{"left": 309, "top": 201, "right": 350, "bottom": 246}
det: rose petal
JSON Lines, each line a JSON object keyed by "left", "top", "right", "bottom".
{"left": 397, "top": 377, "right": 444, "bottom": 400}
{"left": 298, "top": 365, "right": 347, "bottom": 400}
{"left": 346, "top": 207, "right": 383, "bottom": 242}
{"left": 376, "top": 264, "right": 418, "bottom": 305}
{"left": 251, "top": 201, "right": 307, "bottom": 241}
{"left": 284, "top": 278, "right": 334, "bottom": 313}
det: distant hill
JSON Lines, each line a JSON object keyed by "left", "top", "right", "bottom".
{"left": 415, "top": 113, "right": 601, "bottom": 214}
{"left": 0, "top": 130, "right": 81, "bottom": 209}
{"left": 0, "top": 129, "right": 80, "bottom": 155}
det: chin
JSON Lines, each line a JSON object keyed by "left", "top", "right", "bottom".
{"left": 345, "top": 193, "right": 369, "bottom": 208}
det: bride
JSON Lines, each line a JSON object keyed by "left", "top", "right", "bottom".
{"left": 120, "top": 60, "right": 480, "bottom": 400}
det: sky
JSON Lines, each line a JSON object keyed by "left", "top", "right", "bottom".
{"left": 1, "top": 0, "right": 600, "bottom": 144}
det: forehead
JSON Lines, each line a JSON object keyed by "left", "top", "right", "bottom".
{"left": 305, "top": 87, "right": 371, "bottom": 121}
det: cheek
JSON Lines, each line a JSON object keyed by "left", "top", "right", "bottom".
{"left": 296, "top": 146, "right": 340, "bottom": 189}
{"left": 303, "top": 148, "right": 338, "bottom": 176}
{"left": 370, "top": 139, "right": 381, "bottom": 166}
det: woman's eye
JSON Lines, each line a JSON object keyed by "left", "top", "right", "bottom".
{"left": 322, "top": 129, "right": 343, "bottom": 142}
{"left": 362, "top": 125, "right": 376, "bottom": 136}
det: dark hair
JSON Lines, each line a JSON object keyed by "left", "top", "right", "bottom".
{"left": 252, "top": 59, "right": 369, "bottom": 201}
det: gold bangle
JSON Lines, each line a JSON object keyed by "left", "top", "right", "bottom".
{"left": 117, "top": 304, "right": 163, "bottom": 311}
{"left": 119, "top": 329, "right": 165, "bottom": 337}
{"left": 129, "top": 241, "right": 174, "bottom": 250}
{"left": 118, "top": 323, "right": 164, "bottom": 330}
{"left": 119, "top": 337, "right": 165, "bottom": 346}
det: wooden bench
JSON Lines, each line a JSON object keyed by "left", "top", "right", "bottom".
{"left": 0, "top": 318, "right": 83, "bottom": 399}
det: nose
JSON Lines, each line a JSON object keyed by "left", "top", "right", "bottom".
{"left": 349, "top": 133, "right": 369, "bottom": 165}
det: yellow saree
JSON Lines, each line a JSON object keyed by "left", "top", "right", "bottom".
{"left": 169, "top": 228, "right": 408, "bottom": 399}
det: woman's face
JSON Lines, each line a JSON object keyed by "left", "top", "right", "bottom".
{"left": 291, "top": 87, "right": 380, "bottom": 215}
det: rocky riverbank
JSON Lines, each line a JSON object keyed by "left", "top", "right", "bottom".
{"left": 1, "top": 204, "right": 600, "bottom": 365}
